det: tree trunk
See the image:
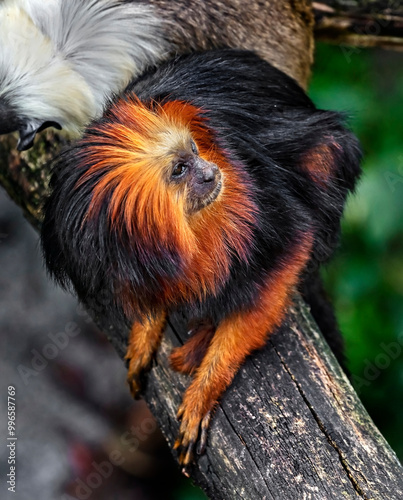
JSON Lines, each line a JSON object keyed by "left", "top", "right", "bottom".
{"left": 1, "top": 0, "right": 403, "bottom": 498}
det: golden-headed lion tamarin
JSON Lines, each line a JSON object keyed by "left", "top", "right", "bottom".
{"left": 41, "top": 50, "right": 361, "bottom": 466}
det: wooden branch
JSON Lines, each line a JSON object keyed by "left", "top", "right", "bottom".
{"left": 142, "top": 297, "right": 403, "bottom": 499}
{"left": 70, "top": 277, "right": 403, "bottom": 498}
{"left": 314, "top": 0, "right": 403, "bottom": 48}
{"left": 0, "top": 132, "right": 67, "bottom": 231}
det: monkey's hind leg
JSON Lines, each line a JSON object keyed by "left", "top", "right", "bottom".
{"left": 125, "top": 312, "right": 167, "bottom": 398}
{"left": 174, "top": 234, "right": 313, "bottom": 467}
{"left": 170, "top": 320, "right": 216, "bottom": 375}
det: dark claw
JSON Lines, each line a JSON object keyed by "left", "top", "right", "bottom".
{"left": 185, "top": 439, "right": 196, "bottom": 465}
{"left": 176, "top": 404, "right": 185, "bottom": 421}
{"left": 17, "top": 119, "right": 62, "bottom": 151}
{"left": 177, "top": 439, "right": 196, "bottom": 468}
{"left": 174, "top": 432, "right": 184, "bottom": 450}
{"left": 198, "top": 410, "right": 211, "bottom": 455}
{"left": 127, "top": 373, "right": 143, "bottom": 399}
{"left": 127, "top": 366, "right": 148, "bottom": 399}
{"left": 181, "top": 467, "right": 191, "bottom": 478}
{"left": 197, "top": 428, "right": 207, "bottom": 455}
{"left": 126, "top": 355, "right": 156, "bottom": 399}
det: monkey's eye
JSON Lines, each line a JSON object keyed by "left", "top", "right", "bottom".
{"left": 190, "top": 140, "right": 198, "bottom": 155}
{"left": 171, "top": 163, "right": 188, "bottom": 178}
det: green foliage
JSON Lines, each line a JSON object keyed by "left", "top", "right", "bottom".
{"left": 174, "top": 480, "right": 208, "bottom": 500}
{"left": 310, "top": 43, "right": 403, "bottom": 460}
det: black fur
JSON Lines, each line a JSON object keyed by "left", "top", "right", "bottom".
{"left": 41, "top": 49, "right": 361, "bottom": 364}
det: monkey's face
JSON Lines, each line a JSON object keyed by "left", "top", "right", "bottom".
{"left": 79, "top": 97, "right": 227, "bottom": 249}
{"left": 48, "top": 97, "right": 257, "bottom": 313}
{"left": 167, "top": 139, "right": 222, "bottom": 214}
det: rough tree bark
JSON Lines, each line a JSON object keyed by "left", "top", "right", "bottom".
{"left": 315, "top": 0, "right": 403, "bottom": 49}
{"left": 1, "top": 0, "right": 403, "bottom": 499}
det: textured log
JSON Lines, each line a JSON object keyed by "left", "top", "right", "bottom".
{"left": 315, "top": 0, "right": 403, "bottom": 48}
{"left": 0, "top": 131, "right": 67, "bottom": 230}
{"left": 140, "top": 297, "right": 403, "bottom": 499}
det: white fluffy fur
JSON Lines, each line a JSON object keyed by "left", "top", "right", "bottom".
{"left": 0, "top": 0, "right": 168, "bottom": 135}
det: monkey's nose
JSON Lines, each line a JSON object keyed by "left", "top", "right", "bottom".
{"left": 203, "top": 164, "right": 218, "bottom": 182}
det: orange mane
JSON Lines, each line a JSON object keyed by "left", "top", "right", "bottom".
{"left": 78, "top": 97, "right": 258, "bottom": 312}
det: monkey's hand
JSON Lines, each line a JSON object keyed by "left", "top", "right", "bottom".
{"left": 174, "top": 391, "right": 213, "bottom": 469}
{"left": 172, "top": 301, "right": 273, "bottom": 469}
{"left": 125, "top": 312, "right": 167, "bottom": 398}
{"left": 127, "top": 356, "right": 152, "bottom": 399}
{"left": 173, "top": 234, "right": 313, "bottom": 469}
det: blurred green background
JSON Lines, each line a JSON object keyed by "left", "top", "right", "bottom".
{"left": 178, "top": 43, "right": 403, "bottom": 498}
{"left": 310, "top": 43, "right": 403, "bottom": 461}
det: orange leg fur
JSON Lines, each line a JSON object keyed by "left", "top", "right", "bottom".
{"left": 125, "top": 312, "right": 167, "bottom": 398}
{"left": 174, "top": 234, "right": 313, "bottom": 466}
{"left": 170, "top": 320, "right": 216, "bottom": 375}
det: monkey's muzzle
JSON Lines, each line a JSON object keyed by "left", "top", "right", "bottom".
{"left": 190, "top": 161, "right": 223, "bottom": 213}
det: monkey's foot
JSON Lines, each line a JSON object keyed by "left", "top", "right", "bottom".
{"left": 174, "top": 402, "right": 212, "bottom": 469}
{"left": 170, "top": 321, "right": 215, "bottom": 375}
{"left": 126, "top": 357, "right": 152, "bottom": 399}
